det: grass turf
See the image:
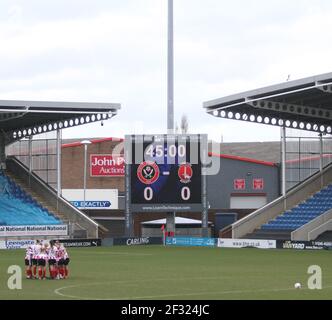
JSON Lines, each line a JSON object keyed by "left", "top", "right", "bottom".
{"left": 0, "top": 246, "right": 331, "bottom": 300}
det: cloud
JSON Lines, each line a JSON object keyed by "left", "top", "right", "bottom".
{"left": 1, "top": 0, "right": 332, "bottom": 142}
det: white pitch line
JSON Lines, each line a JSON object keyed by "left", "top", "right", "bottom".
{"left": 76, "top": 252, "right": 154, "bottom": 256}
{"left": 54, "top": 276, "right": 231, "bottom": 300}
{"left": 54, "top": 284, "right": 96, "bottom": 300}
{"left": 54, "top": 279, "right": 332, "bottom": 300}
{"left": 125, "top": 284, "right": 332, "bottom": 300}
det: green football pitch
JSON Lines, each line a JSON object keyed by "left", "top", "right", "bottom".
{"left": 0, "top": 246, "right": 331, "bottom": 300}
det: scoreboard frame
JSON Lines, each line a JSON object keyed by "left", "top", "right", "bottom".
{"left": 125, "top": 134, "right": 207, "bottom": 213}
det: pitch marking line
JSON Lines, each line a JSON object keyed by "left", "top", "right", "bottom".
{"left": 54, "top": 278, "right": 332, "bottom": 300}
{"left": 54, "top": 276, "right": 231, "bottom": 300}
{"left": 76, "top": 252, "right": 154, "bottom": 256}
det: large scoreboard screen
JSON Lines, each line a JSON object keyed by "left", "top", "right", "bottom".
{"left": 125, "top": 134, "right": 206, "bottom": 212}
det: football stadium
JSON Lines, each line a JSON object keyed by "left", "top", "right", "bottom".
{"left": 0, "top": 1, "right": 332, "bottom": 305}
{"left": 1, "top": 73, "right": 332, "bottom": 301}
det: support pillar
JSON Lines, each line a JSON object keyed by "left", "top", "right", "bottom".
{"left": 56, "top": 129, "right": 62, "bottom": 203}
{"left": 201, "top": 134, "right": 209, "bottom": 237}
{"left": 281, "top": 126, "right": 286, "bottom": 197}
{"left": 319, "top": 133, "right": 323, "bottom": 188}
{"left": 0, "top": 133, "right": 6, "bottom": 170}
{"left": 125, "top": 137, "right": 134, "bottom": 237}
{"left": 319, "top": 133, "right": 323, "bottom": 173}
{"left": 281, "top": 126, "right": 287, "bottom": 210}
{"left": 28, "top": 135, "right": 32, "bottom": 187}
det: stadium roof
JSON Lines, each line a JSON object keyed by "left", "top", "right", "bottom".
{"left": 204, "top": 72, "right": 332, "bottom": 135}
{"left": 0, "top": 100, "right": 120, "bottom": 145}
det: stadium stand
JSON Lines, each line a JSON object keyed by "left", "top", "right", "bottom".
{"left": 0, "top": 171, "right": 61, "bottom": 226}
{"left": 231, "top": 163, "right": 332, "bottom": 240}
{"left": 206, "top": 73, "right": 332, "bottom": 242}
{"left": 261, "top": 184, "right": 332, "bottom": 231}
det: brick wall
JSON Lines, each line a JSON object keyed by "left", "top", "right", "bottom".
{"left": 61, "top": 140, "right": 124, "bottom": 191}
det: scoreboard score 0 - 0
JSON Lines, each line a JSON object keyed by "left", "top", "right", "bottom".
{"left": 125, "top": 134, "right": 207, "bottom": 212}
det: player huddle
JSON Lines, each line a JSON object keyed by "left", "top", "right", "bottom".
{"left": 24, "top": 240, "right": 70, "bottom": 280}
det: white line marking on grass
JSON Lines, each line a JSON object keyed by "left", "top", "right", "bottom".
{"left": 75, "top": 252, "right": 154, "bottom": 256}
{"left": 54, "top": 284, "right": 92, "bottom": 300}
{"left": 54, "top": 276, "right": 230, "bottom": 300}
{"left": 54, "top": 279, "right": 332, "bottom": 300}
{"left": 123, "top": 286, "right": 332, "bottom": 300}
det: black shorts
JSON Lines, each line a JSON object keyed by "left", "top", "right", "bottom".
{"left": 63, "top": 258, "right": 70, "bottom": 266}
{"left": 48, "top": 259, "right": 56, "bottom": 266}
{"left": 25, "top": 259, "right": 31, "bottom": 266}
{"left": 38, "top": 259, "right": 46, "bottom": 267}
{"left": 32, "top": 259, "right": 38, "bottom": 266}
{"left": 58, "top": 259, "right": 64, "bottom": 266}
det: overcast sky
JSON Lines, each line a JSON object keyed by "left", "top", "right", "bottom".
{"left": 1, "top": 0, "right": 332, "bottom": 142}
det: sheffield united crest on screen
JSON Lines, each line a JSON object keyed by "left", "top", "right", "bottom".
{"left": 137, "top": 161, "right": 160, "bottom": 185}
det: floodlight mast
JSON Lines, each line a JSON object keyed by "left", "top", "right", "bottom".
{"left": 167, "top": 0, "right": 174, "bottom": 134}
{"left": 166, "top": 0, "right": 176, "bottom": 239}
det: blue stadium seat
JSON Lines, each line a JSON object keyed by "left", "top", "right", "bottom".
{"left": 261, "top": 183, "right": 332, "bottom": 231}
{"left": 0, "top": 173, "right": 61, "bottom": 226}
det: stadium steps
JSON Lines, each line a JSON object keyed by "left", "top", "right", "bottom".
{"left": 4, "top": 171, "right": 68, "bottom": 224}
{"left": 314, "top": 231, "right": 332, "bottom": 241}
{"left": 244, "top": 229, "right": 291, "bottom": 240}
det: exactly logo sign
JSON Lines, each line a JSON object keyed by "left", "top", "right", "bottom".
{"left": 90, "top": 154, "right": 125, "bottom": 177}
{"left": 70, "top": 201, "right": 112, "bottom": 209}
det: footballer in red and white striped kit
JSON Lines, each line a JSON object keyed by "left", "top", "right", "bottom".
{"left": 24, "top": 240, "right": 70, "bottom": 280}
{"left": 37, "top": 245, "right": 48, "bottom": 280}
{"left": 56, "top": 242, "right": 70, "bottom": 279}
{"left": 62, "top": 246, "right": 70, "bottom": 279}
{"left": 31, "top": 240, "right": 42, "bottom": 279}
{"left": 48, "top": 240, "right": 58, "bottom": 279}
{"left": 24, "top": 245, "right": 33, "bottom": 279}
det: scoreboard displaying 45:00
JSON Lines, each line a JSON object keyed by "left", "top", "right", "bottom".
{"left": 125, "top": 134, "right": 207, "bottom": 212}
